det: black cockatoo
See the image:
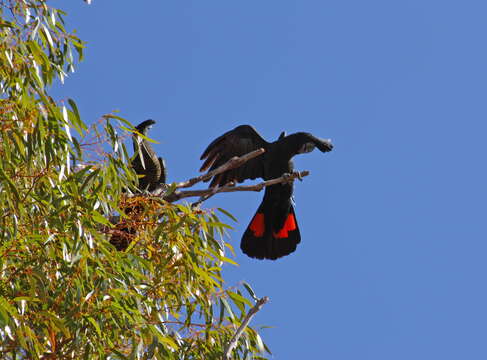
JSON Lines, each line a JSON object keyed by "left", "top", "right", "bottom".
{"left": 131, "top": 119, "right": 167, "bottom": 192}
{"left": 200, "top": 125, "right": 333, "bottom": 260}
{"left": 110, "top": 119, "right": 167, "bottom": 251}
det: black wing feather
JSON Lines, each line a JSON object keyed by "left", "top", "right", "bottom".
{"left": 158, "top": 157, "right": 167, "bottom": 184}
{"left": 200, "top": 125, "right": 269, "bottom": 187}
{"left": 131, "top": 120, "right": 164, "bottom": 192}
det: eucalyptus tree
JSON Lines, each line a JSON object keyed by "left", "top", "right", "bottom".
{"left": 0, "top": 2, "right": 269, "bottom": 359}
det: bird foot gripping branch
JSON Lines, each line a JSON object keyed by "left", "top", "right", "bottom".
{"left": 281, "top": 172, "right": 302, "bottom": 184}
{"left": 293, "top": 171, "right": 305, "bottom": 181}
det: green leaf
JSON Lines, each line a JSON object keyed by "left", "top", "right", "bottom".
{"left": 228, "top": 290, "right": 252, "bottom": 308}
{"left": 0, "top": 166, "right": 20, "bottom": 202}
{"left": 86, "top": 317, "right": 102, "bottom": 337}
{"left": 221, "top": 298, "right": 235, "bottom": 321}
{"left": 255, "top": 332, "right": 265, "bottom": 353}
{"left": 91, "top": 210, "right": 110, "bottom": 226}
{"left": 242, "top": 281, "right": 258, "bottom": 301}
{"left": 80, "top": 167, "right": 99, "bottom": 193}
{"left": 40, "top": 24, "right": 54, "bottom": 49}
{"left": 68, "top": 98, "right": 85, "bottom": 132}
{"left": 103, "top": 113, "right": 129, "bottom": 124}
{"left": 149, "top": 325, "right": 179, "bottom": 350}
{"left": 217, "top": 207, "right": 238, "bottom": 222}
{"left": 13, "top": 297, "right": 41, "bottom": 302}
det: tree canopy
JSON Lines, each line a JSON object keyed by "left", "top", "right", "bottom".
{"left": 0, "top": 1, "right": 270, "bottom": 358}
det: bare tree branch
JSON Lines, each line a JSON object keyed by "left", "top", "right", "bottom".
{"left": 174, "top": 148, "right": 265, "bottom": 189}
{"left": 164, "top": 171, "right": 310, "bottom": 203}
{"left": 223, "top": 296, "right": 270, "bottom": 360}
{"left": 125, "top": 148, "right": 309, "bottom": 206}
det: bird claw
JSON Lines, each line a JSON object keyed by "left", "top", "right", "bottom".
{"left": 282, "top": 173, "right": 293, "bottom": 184}
{"left": 282, "top": 172, "right": 302, "bottom": 183}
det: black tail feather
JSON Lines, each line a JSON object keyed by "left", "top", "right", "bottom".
{"left": 241, "top": 203, "right": 301, "bottom": 260}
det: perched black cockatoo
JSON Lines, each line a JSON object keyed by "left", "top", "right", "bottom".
{"left": 110, "top": 120, "right": 167, "bottom": 251}
{"left": 200, "top": 125, "right": 333, "bottom": 260}
{"left": 131, "top": 119, "right": 167, "bottom": 192}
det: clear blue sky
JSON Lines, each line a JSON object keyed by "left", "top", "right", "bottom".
{"left": 53, "top": 1, "right": 487, "bottom": 358}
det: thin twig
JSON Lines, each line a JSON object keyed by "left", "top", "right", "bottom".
{"left": 192, "top": 183, "right": 231, "bottom": 208}
{"left": 223, "top": 296, "right": 270, "bottom": 360}
{"left": 164, "top": 171, "right": 309, "bottom": 203}
{"left": 174, "top": 148, "right": 265, "bottom": 189}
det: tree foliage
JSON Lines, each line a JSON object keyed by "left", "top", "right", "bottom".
{"left": 0, "top": 1, "right": 270, "bottom": 359}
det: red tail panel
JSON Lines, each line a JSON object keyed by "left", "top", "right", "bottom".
{"left": 241, "top": 200, "right": 301, "bottom": 260}
{"left": 249, "top": 213, "right": 265, "bottom": 237}
{"left": 272, "top": 213, "right": 297, "bottom": 238}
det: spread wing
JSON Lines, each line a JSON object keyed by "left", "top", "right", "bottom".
{"left": 200, "top": 125, "right": 269, "bottom": 187}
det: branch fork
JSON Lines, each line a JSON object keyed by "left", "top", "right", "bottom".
{"left": 223, "top": 296, "right": 270, "bottom": 360}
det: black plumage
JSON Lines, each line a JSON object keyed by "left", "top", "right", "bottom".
{"left": 131, "top": 119, "right": 167, "bottom": 192}
{"left": 200, "top": 125, "right": 333, "bottom": 260}
{"left": 110, "top": 120, "right": 166, "bottom": 251}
